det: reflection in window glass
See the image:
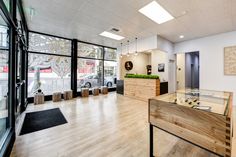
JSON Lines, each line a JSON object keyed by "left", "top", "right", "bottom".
{"left": 104, "top": 61, "right": 117, "bottom": 87}
{"left": 0, "top": 50, "right": 9, "bottom": 138}
{"left": 104, "top": 48, "right": 117, "bottom": 61}
{"left": 0, "top": 26, "right": 8, "bottom": 48}
{"left": 78, "top": 42, "right": 103, "bottom": 59}
{"left": 77, "top": 59, "right": 103, "bottom": 90}
{"left": 17, "top": 6, "right": 27, "bottom": 41}
{"left": 0, "top": 15, "right": 9, "bottom": 144}
{"left": 28, "top": 53, "right": 71, "bottom": 97}
{"left": 3, "top": 0, "right": 10, "bottom": 11}
{"left": 29, "top": 33, "right": 71, "bottom": 55}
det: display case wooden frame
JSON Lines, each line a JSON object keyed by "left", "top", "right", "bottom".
{"left": 148, "top": 90, "right": 233, "bottom": 157}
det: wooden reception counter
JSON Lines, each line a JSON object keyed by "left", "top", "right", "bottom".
{"left": 124, "top": 78, "right": 160, "bottom": 101}
{"left": 149, "top": 89, "right": 233, "bottom": 157}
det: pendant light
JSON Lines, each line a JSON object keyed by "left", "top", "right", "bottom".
{"left": 135, "top": 37, "right": 138, "bottom": 56}
{"left": 127, "top": 40, "right": 130, "bottom": 57}
{"left": 120, "top": 43, "right": 123, "bottom": 58}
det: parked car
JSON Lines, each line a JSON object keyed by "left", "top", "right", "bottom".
{"left": 104, "top": 76, "right": 115, "bottom": 87}
{"left": 78, "top": 74, "right": 115, "bottom": 88}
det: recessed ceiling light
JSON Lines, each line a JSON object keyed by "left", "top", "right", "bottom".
{"left": 100, "top": 31, "right": 124, "bottom": 40}
{"left": 179, "top": 35, "right": 184, "bottom": 39}
{"left": 139, "top": 1, "right": 174, "bottom": 24}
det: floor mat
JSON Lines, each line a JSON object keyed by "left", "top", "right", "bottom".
{"left": 20, "top": 108, "right": 67, "bottom": 135}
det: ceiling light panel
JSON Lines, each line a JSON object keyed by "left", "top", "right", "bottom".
{"left": 99, "top": 31, "right": 124, "bottom": 40}
{"left": 139, "top": 1, "right": 174, "bottom": 24}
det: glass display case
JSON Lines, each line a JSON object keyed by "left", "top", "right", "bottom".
{"left": 154, "top": 89, "right": 231, "bottom": 115}
{"left": 149, "top": 89, "right": 233, "bottom": 157}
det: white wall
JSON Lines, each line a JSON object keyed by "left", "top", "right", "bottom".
{"left": 117, "top": 35, "right": 157, "bottom": 80}
{"left": 157, "top": 35, "right": 174, "bottom": 54}
{"left": 119, "top": 35, "right": 157, "bottom": 54}
{"left": 117, "top": 35, "right": 176, "bottom": 93}
{"left": 174, "top": 31, "right": 236, "bottom": 104}
{"left": 119, "top": 53, "right": 150, "bottom": 79}
{"left": 176, "top": 54, "right": 185, "bottom": 90}
{"left": 151, "top": 50, "right": 168, "bottom": 82}
{"left": 156, "top": 36, "right": 176, "bottom": 92}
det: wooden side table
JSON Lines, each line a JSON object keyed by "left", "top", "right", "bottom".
{"left": 52, "top": 92, "right": 62, "bottom": 102}
{"left": 92, "top": 87, "right": 99, "bottom": 96}
{"left": 101, "top": 86, "right": 108, "bottom": 94}
{"left": 34, "top": 93, "right": 45, "bottom": 105}
{"left": 81, "top": 88, "right": 89, "bottom": 97}
{"left": 64, "top": 90, "right": 73, "bottom": 100}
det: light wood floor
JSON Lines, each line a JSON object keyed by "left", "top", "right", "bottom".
{"left": 10, "top": 92, "right": 236, "bottom": 157}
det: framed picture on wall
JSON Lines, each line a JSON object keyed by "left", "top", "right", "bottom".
{"left": 158, "top": 63, "right": 165, "bottom": 72}
{"left": 224, "top": 46, "right": 236, "bottom": 75}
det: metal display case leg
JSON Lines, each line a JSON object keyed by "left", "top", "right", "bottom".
{"left": 150, "top": 124, "right": 154, "bottom": 157}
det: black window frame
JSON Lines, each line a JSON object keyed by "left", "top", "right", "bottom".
{"left": 0, "top": 0, "right": 29, "bottom": 156}
{"left": 27, "top": 31, "right": 72, "bottom": 98}
{"left": 27, "top": 32, "right": 117, "bottom": 101}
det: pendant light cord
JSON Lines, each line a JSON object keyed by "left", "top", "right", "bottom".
{"left": 120, "top": 43, "right": 123, "bottom": 56}
{"left": 127, "top": 40, "right": 129, "bottom": 56}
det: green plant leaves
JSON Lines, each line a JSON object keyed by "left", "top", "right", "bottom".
{"left": 124, "top": 74, "right": 159, "bottom": 79}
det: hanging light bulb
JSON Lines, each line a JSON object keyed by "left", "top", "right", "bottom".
{"left": 120, "top": 43, "right": 123, "bottom": 58}
{"left": 127, "top": 40, "right": 130, "bottom": 57}
{"left": 135, "top": 37, "right": 138, "bottom": 56}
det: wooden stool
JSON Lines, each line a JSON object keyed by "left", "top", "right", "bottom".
{"left": 81, "top": 88, "right": 89, "bottom": 97}
{"left": 52, "top": 92, "right": 62, "bottom": 102}
{"left": 101, "top": 86, "right": 108, "bottom": 94}
{"left": 92, "top": 87, "right": 99, "bottom": 96}
{"left": 34, "top": 93, "right": 45, "bottom": 105}
{"left": 64, "top": 90, "right": 73, "bottom": 100}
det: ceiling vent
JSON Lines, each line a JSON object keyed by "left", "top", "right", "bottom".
{"left": 110, "top": 28, "right": 120, "bottom": 32}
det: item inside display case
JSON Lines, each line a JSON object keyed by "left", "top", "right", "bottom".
{"left": 155, "top": 89, "right": 231, "bottom": 115}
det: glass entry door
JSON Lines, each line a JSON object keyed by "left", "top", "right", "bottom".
{"left": 0, "top": 12, "right": 10, "bottom": 146}
{"left": 15, "top": 32, "right": 26, "bottom": 118}
{"left": 15, "top": 5, "right": 27, "bottom": 118}
{"left": 15, "top": 43, "right": 23, "bottom": 118}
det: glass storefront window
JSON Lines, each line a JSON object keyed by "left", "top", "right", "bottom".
{"left": 104, "top": 61, "right": 117, "bottom": 87}
{"left": 29, "top": 32, "right": 71, "bottom": 55}
{"left": 77, "top": 58, "right": 103, "bottom": 90}
{"left": 78, "top": 42, "right": 103, "bottom": 59}
{"left": 0, "top": 26, "right": 8, "bottom": 48}
{"left": 28, "top": 53, "right": 71, "bottom": 97}
{"left": 3, "top": 0, "right": 10, "bottom": 11}
{"left": 104, "top": 48, "right": 117, "bottom": 61}
{"left": 0, "top": 15, "right": 9, "bottom": 144}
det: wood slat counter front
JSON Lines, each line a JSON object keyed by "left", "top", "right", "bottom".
{"left": 124, "top": 78, "right": 160, "bottom": 101}
{"left": 149, "top": 89, "right": 233, "bottom": 157}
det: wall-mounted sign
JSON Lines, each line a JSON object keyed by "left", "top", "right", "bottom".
{"left": 125, "top": 61, "right": 133, "bottom": 71}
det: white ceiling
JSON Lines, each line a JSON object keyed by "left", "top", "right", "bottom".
{"left": 23, "top": 0, "right": 236, "bottom": 48}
